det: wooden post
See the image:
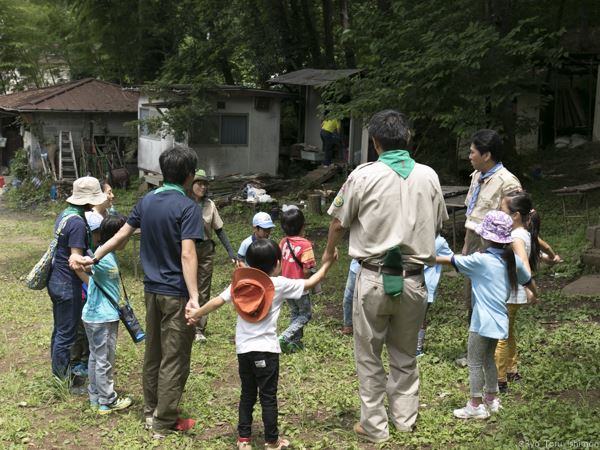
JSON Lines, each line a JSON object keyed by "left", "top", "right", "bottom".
{"left": 308, "top": 193, "right": 322, "bottom": 215}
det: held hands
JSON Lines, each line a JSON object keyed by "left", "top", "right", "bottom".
{"left": 185, "top": 303, "right": 201, "bottom": 326}
{"left": 321, "top": 247, "right": 339, "bottom": 266}
{"left": 69, "top": 254, "right": 94, "bottom": 272}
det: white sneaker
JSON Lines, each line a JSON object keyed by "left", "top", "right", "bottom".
{"left": 484, "top": 396, "right": 502, "bottom": 413}
{"left": 195, "top": 332, "right": 207, "bottom": 343}
{"left": 453, "top": 401, "right": 490, "bottom": 419}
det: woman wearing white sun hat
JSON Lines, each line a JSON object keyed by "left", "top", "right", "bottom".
{"left": 47, "top": 176, "right": 106, "bottom": 379}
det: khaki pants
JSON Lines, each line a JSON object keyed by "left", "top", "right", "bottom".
{"left": 495, "top": 303, "right": 522, "bottom": 382}
{"left": 195, "top": 240, "right": 215, "bottom": 334}
{"left": 462, "top": 229, "right": 482, "bottom": 321}
{"left": 143, "top": 293, "right": 195, "bottom": 432}
{"left": 353, "top": 267, "right": 428, "bottom": 440}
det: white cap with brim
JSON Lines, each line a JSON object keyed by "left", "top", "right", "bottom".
{"left": 252, "top": 212, "right": 275, "bottom": 229}
{"left": 66, "top": 177, "right": 107, "bottom": 206}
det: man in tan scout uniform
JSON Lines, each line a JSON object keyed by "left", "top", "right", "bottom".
{"left": 461, "top": 130, "right": 521, "bottom": 329}
{"left": 322, "top": 110, "right": 447, "bottom": 443}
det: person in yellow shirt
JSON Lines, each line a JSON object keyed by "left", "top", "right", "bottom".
{"left": 320, "top": 118, "right": 341, "bottom": 166}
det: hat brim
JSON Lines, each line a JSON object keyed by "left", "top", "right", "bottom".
{"left": 66, "top": 191, "right": 107, "bottom": 206}
{"left": 193, "top": 176, "right": 209, "bottom": 182}
{"left": 255, "top": 222, "right": 275, "bottom": 229}
{"left": 231, "top": 268, "right": 275, "bottom": 323}
{"left": 475, "top": 224, "right": 513, "bottom": 244}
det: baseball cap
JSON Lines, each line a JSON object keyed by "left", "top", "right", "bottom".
{"left": 252, "top": 212, "right": 275, "bottom": 229}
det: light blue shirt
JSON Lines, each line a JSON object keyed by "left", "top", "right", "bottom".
{"left": 82, "top": 250, "right": 121, "bottom": 323}
{"left": 452, "top": 248, "right": 531, "bottom": 339}
{"left": 237, "top": 235, "right": 255, "bottom": 261}
{"left": 424, "top": 235, "right": 453, "bottom": 303}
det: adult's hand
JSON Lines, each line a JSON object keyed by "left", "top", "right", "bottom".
{"left": 69, "top": 254, "right": 94, "bottom": 272}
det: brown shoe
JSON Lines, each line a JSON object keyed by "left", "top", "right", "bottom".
{"left": 264, "top": 437, "right": 289, "bottom": 449}
{"left": 340, "top": 326, "right": 353, "bottom": 335}
{"left": 353, "top": 422, "right": 389, "bottom": 443}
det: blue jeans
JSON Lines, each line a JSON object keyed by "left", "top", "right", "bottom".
{"left": 343, "top": 268, "right": 357, "bottom": 327}
{"left": 84, "top": 321, "right": 118, "bottom": 405}
{"left": 280, "top": 294, "right": 312, "bottom": 344}
{"left": 48, "top": 278, "right": 83, "bottom": 378}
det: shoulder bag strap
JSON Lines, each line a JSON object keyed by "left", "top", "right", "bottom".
{"left": 285, "top": 238, "right": 303, "bottom": 268}
{"left": 90, "top": 277, "right": 121, "bottom": 312}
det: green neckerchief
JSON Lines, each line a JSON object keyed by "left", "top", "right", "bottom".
{"left": 378, "top": 150, "right": 415, "bottom": 179}
{"left": 382, "top": 245, "right": 404, "bottom": 297}
{"left": 63, "top": 205, "right": 86, "bottom": 218}
{"left": 154, "top": 183, "right": 186, "bottom": 196}
{"left": 62, "top": 205, "right": 92, "bottom": 248}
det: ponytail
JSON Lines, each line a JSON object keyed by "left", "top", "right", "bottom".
{"left": 502, "top": 244, "right": 519, "bottom": 294}
{"left": 528, "top": 210, "right": 540, "bottom": 272}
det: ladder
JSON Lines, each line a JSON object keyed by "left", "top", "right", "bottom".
{"left": 58, "top": 131, "right": 78, "bottom": 181}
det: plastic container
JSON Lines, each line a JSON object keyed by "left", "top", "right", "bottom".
{"left": 0, "top": 176, "right": 4, "bottom": 188}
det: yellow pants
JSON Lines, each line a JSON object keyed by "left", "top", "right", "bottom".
{"left": 495, "top": 303, "right": 522, "bottom": 382}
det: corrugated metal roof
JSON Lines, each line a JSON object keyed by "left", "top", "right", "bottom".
{"left": 268, "top": 68, "right": 362, "bottom": 87}
{"left": 0, "top": 78, "right": 139, "bottom": 112}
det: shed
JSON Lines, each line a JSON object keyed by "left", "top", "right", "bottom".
{"left": 268, "top": 68, "right": 368, "bottom": 165}
{"left": 138, "top": 86, "right": 290, "bottom": 178}
{"left": 0, "top": 78, "right": 138, "bottom": 173}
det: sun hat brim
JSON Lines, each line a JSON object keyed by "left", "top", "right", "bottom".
{"left": 475, "top": 223, "right": 513, "bottom": 244}
{"left": 66, "top": 190, "right": 107, "bottom": 206}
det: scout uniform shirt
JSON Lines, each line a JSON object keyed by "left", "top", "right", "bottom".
{"left": 200, "top": 198, "right": 224, "bottom": 239}
{"left": 328, "top": 161, "right": 448, "bottom": 266}
{"left": 464, "top": 167, "right": 521, "bottom": 231}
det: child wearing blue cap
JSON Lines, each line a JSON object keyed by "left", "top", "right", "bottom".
{"left": 436, "top": 210, "right": 537, "bottom": 420}
{"left": 237, "top": 212, "right": 276, "bottom": 263}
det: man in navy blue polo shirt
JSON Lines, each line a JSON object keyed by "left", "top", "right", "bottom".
{"left": 71, "top": 145, "right": 203, "bottom": 437}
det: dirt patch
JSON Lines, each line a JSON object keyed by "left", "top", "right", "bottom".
{"left": 545, "top": 389, "right": 600, "bottom": 407}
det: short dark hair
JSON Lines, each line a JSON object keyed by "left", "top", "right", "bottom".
{"left": 159, "top": 145, "right": 197, "bottom": 185}
{"left": 471, "top": 129, "right": 504, "bottom": 163}
{"left": 281, "top": 208, "right": 305, "bottom": 236}
{"left": 99, "top": 215, "right": 126, "bottom": 245}
{"left": 246, "top": 239, "right": 281, "bottom": 275}
{"left": 99, "top": 180, "right": 111, "bottom": 193}
{"left": 367, "top": 110, "right": 411, "bottom": 151}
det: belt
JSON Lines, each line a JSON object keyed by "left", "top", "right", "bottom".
{"left": 359, "top": 261, "right": 423, "bottom": 277}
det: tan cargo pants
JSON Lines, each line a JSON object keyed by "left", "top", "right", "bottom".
{"left": 195, "top": 239, "right": 215, "bottom": 334}
{"left": 353, "top": 266, "right": 428, "bottom": 440}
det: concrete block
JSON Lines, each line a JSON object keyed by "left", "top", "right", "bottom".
{"left": 586, "top": 225, "right": 600, "bottom": 248}
{"left": 581, "top": 248, "right": 600, "bottom": 268}
{"left": 562, "top": 274, "right": 600, "bottom": 297}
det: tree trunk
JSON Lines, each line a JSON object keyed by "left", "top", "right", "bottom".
{"left": 322, "top": 0, "right": 335, "bottom": 68}
{"left": 339, "top": 0, "right": 356, "bottom": 68}
{"left": 377, "top": 0, "right": 392, "bottom": 14}
{"left": 300, "top": 0, "right": 322, "bottom": 67}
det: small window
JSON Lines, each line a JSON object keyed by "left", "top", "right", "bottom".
{"left": 139, "top": 107, "right": 160, "bottom": 139}
{"left": 254, "top": 97, "right": 270, "bottom": 111}
{"left": 191, "top": 115, "right": 220, "bottom": 145}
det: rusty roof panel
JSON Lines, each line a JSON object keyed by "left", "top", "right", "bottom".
{"left": 0, "top": 78, "right": 139, "bottom": 112}
{"left": 268, "top": 68, "right": 362, "bottom": 87}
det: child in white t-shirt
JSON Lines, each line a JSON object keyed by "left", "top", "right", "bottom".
{"left": 437, "top": 211, "right": 536, "bottom": 420}
{"left": 186, "top": 239, "right": 336, "bottom": 450}
{"left": 495, "top": 191, "right": 541, "bottom": 393}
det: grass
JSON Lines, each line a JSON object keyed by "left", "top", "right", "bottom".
{"left": 0, "top": 167, "right": 599, "bottom": 449}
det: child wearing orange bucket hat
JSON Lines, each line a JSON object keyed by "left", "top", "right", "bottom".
{"left": 186, "top": 239, "right": 336, "bottom": 450}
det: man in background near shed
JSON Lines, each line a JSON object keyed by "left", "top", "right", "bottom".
{"left": 320, "top": 116, "right": 341, "bottom": 167}
{"left": 322, "top": 110, "right": 447, "bottom": 443}
{"left": 457, "top": 129, "right": 521, "bottom": 366}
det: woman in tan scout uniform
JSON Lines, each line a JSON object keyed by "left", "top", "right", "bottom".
{"left": 190, "top": 169, "right": 237, "bottom": 342}
{"left": 322, "top": 110, "right": 448, "bottom": 443}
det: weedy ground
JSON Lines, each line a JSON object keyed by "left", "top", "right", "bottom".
{"left": 1, "top": 148, "right": 599, "bottom": 449}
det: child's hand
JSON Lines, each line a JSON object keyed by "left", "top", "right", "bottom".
{"left": 185, "top": 306, "right": 200, "bottom": 325}
{"left": 526, "top": 287, "right": 538, "bottom": 305}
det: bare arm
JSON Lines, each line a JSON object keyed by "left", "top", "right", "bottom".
{"left": 436, "top": 256, "right": 453, "bottom": 266}
{"left": 186, "top": 296, "right": 226, "bottom": 325}
{"left": 512, "top": 238, "right": 531, "bottom": 273}
{"left": 69, "top": 223, "right": 135, "bottom": 270}
{"left": 304, "top": 252, "right": 337, "bottom": 291}
{"left": 538, "top": 236, "right": 562, "bottom": 265}
{"left": 71, "top": 248, "right": 89, "bottom": 284}
{"left": 181, "top": 239, "right": 199, "bottom": 312}
{"left": 322, "top": 218, "right": 346, "bottom": 265}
